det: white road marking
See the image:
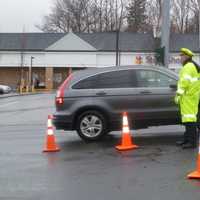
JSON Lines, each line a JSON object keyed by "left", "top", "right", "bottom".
{"left": 0, "top": 101, "right": 18, "bottom": 108}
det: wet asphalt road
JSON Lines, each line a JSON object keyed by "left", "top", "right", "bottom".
{"left": 0, "top": 93, "right": 200, "bottom": 200}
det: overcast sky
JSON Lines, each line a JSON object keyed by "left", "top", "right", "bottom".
{"left": 0, "top": 0, "right": 54, "bottom": 32}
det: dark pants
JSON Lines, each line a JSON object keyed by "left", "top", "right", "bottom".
{"left": 183, "top": 122, "right": 199, "bottom": 147}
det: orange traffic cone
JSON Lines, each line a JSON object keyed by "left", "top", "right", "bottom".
{"left": 43, "top": 115, "right": 60, "bottom": 152}
{"left": 187, "top": 139, "right": 200, "bottom": 179}
{"left": 115, "top": 112, "right": 139, "bottom": 151}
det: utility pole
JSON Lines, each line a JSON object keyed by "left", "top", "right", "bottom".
{"left": 115, "top": 30, "right": 120, "bottom": 66}
{"left": 29, "top": 56, "right": 34, "bottom": 92}
{"left": 115, "top": 0, "right": 120, "bottom": 67}
{"left": 161, "top": 0, "right": 170, "bottom": 67}
{"left": 20, "top": 29, "right": 26, "bottom": 93}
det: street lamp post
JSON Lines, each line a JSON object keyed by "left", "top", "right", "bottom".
{"left": 161, "top": 0, "right": 170, "bottom": 67}
{"left": 115, "top": 29, "right": 120, "bottom": 66}
{"left": 29, "top": 56, "right": 34, "bottom": 92}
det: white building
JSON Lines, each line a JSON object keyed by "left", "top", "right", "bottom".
{"left": 0, "top": 32, "right": 198, "bottom": 89}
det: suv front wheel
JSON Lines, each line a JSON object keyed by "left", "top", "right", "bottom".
{"left": 76, "top": 110, "right": 108, "bottom": 141}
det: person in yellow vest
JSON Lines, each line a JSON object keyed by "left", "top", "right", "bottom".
{"left": 175, "top": 48, "right": 200, "bottom": 149}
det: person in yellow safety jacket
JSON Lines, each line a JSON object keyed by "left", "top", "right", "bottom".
{"left": 175, "top": 48, "right": 200, "bottom": 149}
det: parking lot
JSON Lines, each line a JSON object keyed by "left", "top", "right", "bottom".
{"left": 0, "top": 93, "right": 200, "bottom": 200}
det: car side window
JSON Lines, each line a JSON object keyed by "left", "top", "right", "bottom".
{"left": 72, "top": 69, "right": 137, "bottom": 89}
{"left": 136, "top": 70, "right": 176, "bottom": 88}
{"left": 72, "top": 75, "right": 98, "bottom": 89}
{"left": 96, "top": 70, "right": 136, "bottom": 88}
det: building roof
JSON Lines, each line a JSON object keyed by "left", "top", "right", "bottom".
{"left": 0, "top": 32, "right": 198, "bottom": 52}
{"left": 170, "top": 34, "right": 199, "bottom": 52}
{"left": 0, "top": 33, "right": 65, "bottom": 51}
{"left": 46, "top": 32, "right": 96, "bottom": 51}
{"left": 0, "top": 32, "right": 155, "bottom": 52}
{"left": 77, "top": 32, "right": 155, "bottom": 52}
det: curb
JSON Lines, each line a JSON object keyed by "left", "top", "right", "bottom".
{"left": 0, "top": 91, "right": 55, "bottom": 99}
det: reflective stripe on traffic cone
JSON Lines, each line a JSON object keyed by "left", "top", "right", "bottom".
{"left": 43, "top": 115, "right": 60, "bottom": 152}
{"left": 187, "top": 138, "right": 200, "bottom": 179}
{"left": 47, "top": 115, "right": 53, "bottom": 127}
{"left": 115, "top": 112, "right": 139, "bottom": 151}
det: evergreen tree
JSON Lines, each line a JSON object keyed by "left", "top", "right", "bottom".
{"left": 126, "top": 0, "right": 147, "bottom": 32}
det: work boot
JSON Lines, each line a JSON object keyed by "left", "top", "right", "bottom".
{"left": 182, "top": 143, "right": 196, "bottom": 149}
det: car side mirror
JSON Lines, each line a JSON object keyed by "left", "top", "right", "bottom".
{"left": 169, "top": 84, "right": 177, "bottom": 90}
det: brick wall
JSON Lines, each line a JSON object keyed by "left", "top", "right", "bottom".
{"left": 0, "top": 67, "right": 20, "bottom": 89}
{"left": 0, "top": 67, "right": 85, "bottom": 90}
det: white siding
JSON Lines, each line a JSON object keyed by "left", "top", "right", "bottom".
{"left": 0, "top": 52, "right": 45, "bottom": 67}
{"left": 96, "top": 52, "right": 156, "bottom": 67}
{"left": 120, "top": 52, "right": 155, "bottom": 66}
{"left": 96, "top": 52, "right": 116, "bottom": 67}
{"left": 24, "top": 53, "right": 45, "bottom": 67}
{"left": 0, "top": 52, "right": 21, "bottom": 66}
{"left": 1, "top": 50, "right": 195, "bottom": 70}
{"left": 45, "top": 52, "right": 97, "bottom": 68}
{"left": 169, "top": 54, "right": 200, "bottom": 73}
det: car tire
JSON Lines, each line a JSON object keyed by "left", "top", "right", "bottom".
{"left": 76, "top": 110, "right": 108, "bottom": 141}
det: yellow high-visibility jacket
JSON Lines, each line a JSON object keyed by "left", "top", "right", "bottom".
{"left": 176, "top": 62, "right": 200, "bottom": 123}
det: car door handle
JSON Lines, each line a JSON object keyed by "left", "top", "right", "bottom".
{"left": 96, "top": 91, "right": 107, "bottom": 96}
{"left": 140, "top": 90, "right": 151, "bottom": 94}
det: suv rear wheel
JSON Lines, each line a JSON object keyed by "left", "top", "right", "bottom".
{"left": 76, "top": 110, "right": 108, "bottom": 141}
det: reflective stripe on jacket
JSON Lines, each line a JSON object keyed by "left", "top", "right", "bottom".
{"left": 176, "top": 62, "right": 200, "bottom": 123}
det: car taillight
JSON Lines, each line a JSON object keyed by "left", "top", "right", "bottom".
{"left": 56, "top": 74, "right": 73, "bottom": 105}
{"left": 56, "top": 97, "right": 64, "bottom": 105}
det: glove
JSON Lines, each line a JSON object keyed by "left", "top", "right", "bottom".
{"left": 174, "top": 94, "right": 180, "bottom": 104}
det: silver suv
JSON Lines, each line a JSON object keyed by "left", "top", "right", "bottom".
{"left": 53, "top": 65, "right": 180, "bottom": 141}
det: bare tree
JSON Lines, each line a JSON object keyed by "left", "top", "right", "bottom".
{"left": 38, "top": 0, "right": 127, "bottom": 33}
{"left": 117, "top": 0, "right": 126, "bottom": 31}
{"left": 171, "top": 0, "right": 192, "bottom": 33}
{"left": 187, "top": 0, "right": 200, "bottom": 33}
{"left": 146, "top": 0, "right": 200, "bottom": 35}
{"left": 38, "top": 0, "right": 200, "bottom": 34}
{"left": 146, "top": 0, "right": 162, "bottom": 37}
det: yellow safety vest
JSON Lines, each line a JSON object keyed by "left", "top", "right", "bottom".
{"left": 176, "top": 62, "right": 200, "bottom": 123}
